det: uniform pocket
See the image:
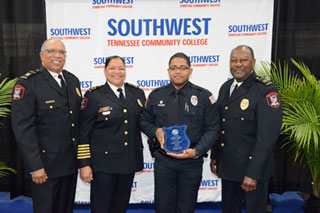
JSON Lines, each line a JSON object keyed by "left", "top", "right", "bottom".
{"left": 39, "top": 99, "right": 65, "bottom": 110}
{"left": 234, "top": 111, "right": 256, "bottom": 134}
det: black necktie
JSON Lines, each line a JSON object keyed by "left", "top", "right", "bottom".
{"left": 168, "top": 90, "right": 179, "bottom": 126}
{"left": 230, "top": 84, "right": 238, "bottom": 97}
{"left": 58, "top": 74, "right": 67, "bottom": 93}
{"left": 117, "top": 88, "right": 126, "bottom": 104}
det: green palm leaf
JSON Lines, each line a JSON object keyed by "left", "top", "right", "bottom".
{"left": 0, "top": 161, "right": 16, "bottom": 178}
{"left": 0, "top": 74, "right": 18, "bottom": 177}
{"left": 256, "top": 59, "right": 320, "bottom": 197}
{"left": 0, "top": 74, "right": 17, "bottom": 118}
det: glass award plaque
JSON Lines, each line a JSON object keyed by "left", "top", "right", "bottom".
{"left": 162, "top": 125, "right": 191, "bottom": 154}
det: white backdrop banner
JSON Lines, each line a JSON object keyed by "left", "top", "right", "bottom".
{"left": 45, "top": 0, "right": 274, "bottom": 204}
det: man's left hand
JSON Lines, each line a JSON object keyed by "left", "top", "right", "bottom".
{"left": 241, "top": 176, "right": 257, "bottom": 192}
{"left": 167, "top": 148, "right": 196, "bottom": 159}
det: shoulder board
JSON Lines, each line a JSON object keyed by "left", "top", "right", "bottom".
{"left": 20, "top": 69, "right": 40, "bottom": 80}
{"left": 152, "top": 83, "right": 171, "bottom": 92}
{"left": 190, "top": 82, "right": 209, "bottom": 92}
{"left": 87, "top": 85, "right": 103, "bottom": 92}
{"left": 255, "top": 76, "right": 273, "bottom": 86}
{"left": 125, "top": 82, "right": 138, "bottom": 89}
{"left": 63, "top": 70, "right": 76, "bottom": 77}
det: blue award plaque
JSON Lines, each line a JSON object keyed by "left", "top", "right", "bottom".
{"left": 162, "top": 125, "right": 191, "bottom": 154}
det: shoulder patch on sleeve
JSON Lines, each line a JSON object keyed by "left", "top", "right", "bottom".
{"left": 20, "top": 69, "right": 40, "bottom": 80}
{"left": 13, "top": 85, "right": 25, "bottom": 100}
{"left": 266, "top": 92, "right": 280, "bottom": 108}
{"left": 209, "top": 94, "right": 216, "bottom": 104}
{"left": 80, "top": 97, "right": 88, "bottom": 110}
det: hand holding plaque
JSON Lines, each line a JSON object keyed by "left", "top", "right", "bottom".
{"left": 162, "top": 125, "right": 191, "bottom": 154}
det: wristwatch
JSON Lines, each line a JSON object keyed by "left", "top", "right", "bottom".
{"left": 193, "top": 148, "right": 199, "bottom": 159}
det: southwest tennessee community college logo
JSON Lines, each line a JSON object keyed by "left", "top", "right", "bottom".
{"left": 137, "top": 80, "right": 171, "bottom": 91}
{"left": 80, "top": 81, "right": 93, "bottom": 93}
{"left": 106, "top": 17, "right": 211, "bottom": 47}
{"left": 199, "top": 179, "right": 219, "bottom": 190}
{"left": 92, "top": 0, "right": 133, "bottom": 9}
{"left": 131, "top": 181, "right": 137, "bottom": 192}
{"left": 179, "top": 0, "right": 221, "bottom": 8}
{"left": 93, "top": 56, "right": 134, "bottom": 69}
{"left": 50, "top": 28, "right": 91, "bottom": 40}
{"left": 228, "top": 23, "right": 270, "bottom": 37}
{"left": 190, "top": 55, "right": 220, "bottom": 68}
{"left": 142, "top": 162, "right": 154, "bottom": 173}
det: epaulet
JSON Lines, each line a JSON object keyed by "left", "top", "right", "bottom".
{"left": 20, "top": 69, "right": 40, "bottom": 80}
{"left": 63, "top": 70, "right": 76, "bottom": 77}
{"left": 125, "top": 82, "right": 139, "bottom": 89}
{"left": 152, "top": 83, "right": 170, "bottom": 92}
{"left": 87, "top": 85, "right": 103, "bottom": 92}
{"left": 190, "top": 82, "right": 203, "bottom": 90}
{"left": 255, "top": 76, "right": 273, "bottom": 86}
{"left": 190, "top": 82, "right": 210, "bottom": 93}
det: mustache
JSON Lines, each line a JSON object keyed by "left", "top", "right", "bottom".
{"left": 231, "top": 68, "right": 243, "bottom": 72}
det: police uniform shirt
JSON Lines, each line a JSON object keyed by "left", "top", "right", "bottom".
{"left": 140, "top": 81, "right": 220, "bottom": 157}
{"left": 107, "top": 80, "right": 126, "bottom": 98}
{"left": 11, "top": 66, "right": 82, "bottom": 178}
{"left": 47, "top": 70, "right": 66, "bottom": 87}
{"left": 77, "top": 82, "right": 146, "bottom": 174}
{"left": 229, "top": 80, "right": 243, "bottom": 97}
{"left": 211, "top": 71, "right": 282, "bottom": 182}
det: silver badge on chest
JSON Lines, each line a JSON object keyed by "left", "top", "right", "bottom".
{"left": 190, "top": 95, "right": 198, "bottom": 106}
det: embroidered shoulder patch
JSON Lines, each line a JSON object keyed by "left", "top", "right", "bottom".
{"left": 266, "top": 92, "right": 280, "bottom": 108}
{"left": 80, "top": 97, "right": 88, "bottom": 110}
{"left": 13, "top": 85, "right": 25, "bottom": 100}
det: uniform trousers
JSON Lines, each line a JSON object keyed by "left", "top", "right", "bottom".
{"left": 154, "top": 151, "right": 203, "bottom": 213}
{"left": 221, "top": 178, "right": 269, "bottom": 213}
{"left": 91, "top": 171, "right": 135, "bottom": 213}
{"left": 30, "top": 173, "right": 77, "bottom": 213}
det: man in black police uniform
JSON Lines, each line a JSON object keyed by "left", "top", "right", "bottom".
{"left": 210, "top": 45, "right": 282, "bottom": 213}
{"left": 11, "top": 38, "right": 82, "bottom": 213}
{"left": 140, "top": 52, "right": 220, "bottom": 213}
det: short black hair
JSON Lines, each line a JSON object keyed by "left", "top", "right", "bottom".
{"left": 105, "top": 55, "right": 125, "bottom": 68}
{"left": 232, "top": 45, "right": 255, "bottom": 59}
{"left": 168, "top": 52, "right": 191, "bottom": 67}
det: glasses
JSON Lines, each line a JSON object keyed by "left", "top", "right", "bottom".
{"left": 230, "top": 58, "right": 251, "bottom": 65}
{"left": 168, "top": 66, "right": 190, "bottom": 71}
{"left": 43, "top": 49, "right": 67, "bottom": 55}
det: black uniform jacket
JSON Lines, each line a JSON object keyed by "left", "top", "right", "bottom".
{"left": 77, "top": 82, "right": 146, "bottom": 174}
{"left": 11, "top": 66, "right": 82, "bottom": 178}
{"left": 211, "top": 72, "right": 282, "bottom": 182}
{"left": 140, "top": 82, "right": 220, "bottom": 157}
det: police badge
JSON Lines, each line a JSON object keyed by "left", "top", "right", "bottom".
{"left": 240, "top": 99, "right": 249, "bottom": 110}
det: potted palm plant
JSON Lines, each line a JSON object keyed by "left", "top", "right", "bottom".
{"left": 256, "top": 59, "right": 320, "bottom": 212}
{"left": 0, "top": 74, "right": 17, "bottom": 177}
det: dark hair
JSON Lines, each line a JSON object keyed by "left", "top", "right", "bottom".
{"left": 105, "top": 55, "right": 125, "bottom": 68}
{"left": 168, "top": 52, "right": 191, "bottom": 67}
{"left": 232, "top": 45, "right": 255, "bottom": 59}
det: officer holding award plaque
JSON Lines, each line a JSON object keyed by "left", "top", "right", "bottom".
{"left": 140, "top": 52, "right": 220, "bottom": 213}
